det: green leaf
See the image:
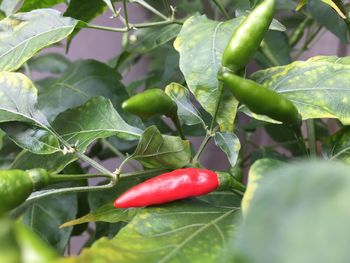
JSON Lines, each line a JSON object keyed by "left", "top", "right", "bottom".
{"left": 241, "top": 158, "right": 284, "bottom": 215}
{"left": 296, "top": 0, "right": 307, "bottom": 10}
{"left": 0, "top": 9, "right": 77, "bottom": 72}
{"left": 323, "top": 126, "right": 350, "bottom": 164}
{"left": 11, "top": 150, "right": 76, "bottom": 173}
{"left": 214, "top": 132, "right": 241, "bottom": 167}
{"left": 18, "top": 0, "right": 65, "bottom": 12}
{"left": 38, "top": 59, "right": 132, "bottom": 122}
{"left": 0, "top": 72, "right": 47, "bottom": 125}
{"left": 250, "top": 56, "right": 350, "bottom": 124}
{"left": 126, "top": 24, "right": 182, "bottom": 54}
{"left": 309, "top": 0, "right": 348, "bottom": 43}
{"left": 12, "top": 97, "right": 143, "bottom": 172}
{"left": 165, "top": 82, "right": 204, "bottom": 126}
{"left": 256, "top": 31, "right": 291, "bottom": 68}
{"left": 0, "top": 72, "right": 60, "bottom": 154}
{"left": 234, "top": 160, "right": 350, "bottom": 263}
{"left": 63, "top": 0, "right": 107, "bottom": 47}
{"left": 174, "top": 15, "right": 244, "bottom": 131}
{"left": 61, "top": 203, "right": 138, "bottom": 228}
{"left": 62, "top": 200, "right": 239, "bottom": 263}
{"left": 321, "top": 0, "right": 346, "bottom": 18}
{"left": 1, "top": 123, "right": 60, "bottom": 155}
{"left": 52, "top": 96, "right": 142, "bottom": 147}
{"left": 22, "top": 193, "right": 77, "bottom": 253}
{"left": 28, "top": 53, "right": 71, "bottom": 74}
{"left": 132, "top": 126, "right": 191, "bottom": 169}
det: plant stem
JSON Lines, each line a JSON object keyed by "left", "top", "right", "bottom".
{"left": 212, "top": 0, "right": 230, "bottom": 19}
{"left": 192, "top": 134, "right": 212, "bottom": 166}
{"left": 293, "top": 24, "right": 323, "bottom": 60}
{"left": 49, "top": 173, "right": 111, "bottom": 183}
{"left": 101, "top": 138, "right": 139, "bottom": 170}
{"left": 210, "top": 80, "right": 224, "bottom": 131}
{"left": 85, "top": 19, "right": 182, "bottom": 33}
{"left": 171, "top": 115, "right": 186, "bottom": 140}
{"left": 122, "top": 0, "right": 130, "bottom": 30}
{"left": 131, "top": 0, "right": 168, "bottom": 20}
{"left": 120, "top": 168, "right": 169, "bottom": 178}
{"left": 24, "top": 63, "right": 32, "bottom": 79}
{"left": 294, "top": 128, "right": 309, "bottom": 156}
{"left": 75, "top": 151, "right": 114, "bottom": 176}
{"left": 260, "top": 40, "right": 280, "bottom": 67}
{"left": 306, "top": 119, "right": 317, "bottom": 157}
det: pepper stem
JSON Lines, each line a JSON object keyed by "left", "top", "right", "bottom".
{"left": 170, "top": 115, "right": 186, "bottom": 140}
{"left": 217, "top": 171, "right": 246, "bottom": 194}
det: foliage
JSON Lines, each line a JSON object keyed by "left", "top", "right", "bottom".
{"left": 1, "top": 0, "right": 350, "bottom": 262}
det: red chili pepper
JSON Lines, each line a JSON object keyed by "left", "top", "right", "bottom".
{"left": 114, "top": 168, "right": 219, "bottom": 208}
{"left": 114, "top": 168, "right": 245, "bottom": 208}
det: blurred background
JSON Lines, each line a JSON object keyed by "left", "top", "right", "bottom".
{"left": 30, "top": 1, "right": 348, "bottom": 254}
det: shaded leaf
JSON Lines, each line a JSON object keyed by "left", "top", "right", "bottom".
{"left": 132, "top": 126, "right": 191, "bottom": 169}
{"left": 22, "top": 193, "right": 77, "bottom": 253}
{"left": 323, "top": 126, "right": 350, "bottom": 164}
{"left": 28, "top": 53, "right": 71, "bottom": 74}
{"left": 214, "top": 132, "right": 240, "bottom": 167}
{"left": 165, "top": 82, "right": 204, "bottom": 126}
{"left": 18, "top": 0, "right": 65, "bottom": 12}
{"left": 234, "top": 160, "right": 350, "bottom": 263}
{"left": 37, "top": 59, "right": 132, "bottom": 122}
{"left": 309, "top": 0, "right": 348, "bottom": 43}
{"left": 241, "top": 158, "right": 284, "bottom": 215}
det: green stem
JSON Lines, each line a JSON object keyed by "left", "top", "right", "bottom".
{"left": 85, "top": 19, "right": 183, "bottom": 33}
{"left": 192, "top": 134, "right": 212, "bottom": 166}
{"left": 289, "top": 16, "right": 312, "bottom": 47}
{"left": 120, "top": 168, "right": 169, "bottom": 178}
{"left": 212, "top": 0, "right": 230, "bottom": 19}
{"left": 123, "top": 0, "right": 130, "bottom": 30}
{"left": 260, "top": 40, "right": 280, "bottom": 67}
{"left": 294, "top": 127, "right": 309, "bottom": 156}
{"left": 48, "top": 173, "right": 111, "bottom": 183}
{"left": 171, "top": 115, "right": 186, "bottom": 140}
{"left": 293, "top": 24, "right": 323, "bottom": 60}
{"left": 101, "top": 138, "right": 139, "bottom": 170}
{"left": 24, "top": 63, "right": 32, "bottom": 79}
{"left": 306, "top": 119, "right": 317, "bottom": 157}
{"left": 26, "top": 176, "right": 117, "bottom": 202}
{"left": 132, "top": 0, "right": 168, "bottom": 20}
{"left": 210, "top": 80, "right": 224, "bottom": 131}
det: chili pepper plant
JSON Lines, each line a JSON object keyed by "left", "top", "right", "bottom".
{"left": 1, "top": 0, "right": 350, "bottom": 262}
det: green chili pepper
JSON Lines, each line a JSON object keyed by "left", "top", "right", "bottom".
{"left": 122, "top": 89, "right": 178, "bottom": 119}
{"left": 222, "top": 0, "right": 276, "bottom": 72}
{"left": 0, "top": 169, "right": 49, "bottom": 215}
{"left": 218, "top": 69, "right": 301, "bottom": 130}
{"left": 0, "top": 217, "right": 58, "bottom": 263}
{"left": 14, "top": 222, "right": 58, "bottom": 263}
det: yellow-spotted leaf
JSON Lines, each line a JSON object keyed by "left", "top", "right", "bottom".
{"left": 59, "top": 200, "right": 239, "bottom": 263}
{"left": 249, "top": 56, "right": 350, "bottom": 124}
{"left": 242, "top": 159, "right": 284, "bottom": 215}
{"left": 174, "top": 15, "right": 244, "bottom": 131}
{"left": 0, "top": 9, "right": 77, "bottom": 72}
